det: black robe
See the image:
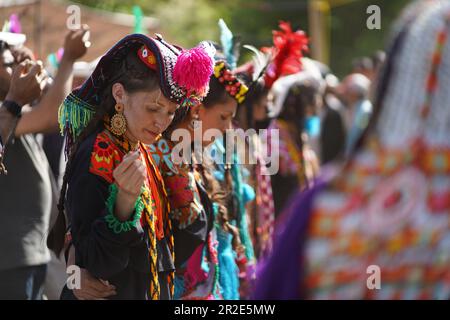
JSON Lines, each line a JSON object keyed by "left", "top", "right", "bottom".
{"left": 60, "top": 132, "right": 174, "bottom": 300}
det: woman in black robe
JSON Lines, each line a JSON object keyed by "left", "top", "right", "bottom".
{"left": 47, "top": 34, "right": 214, "bottom": 300}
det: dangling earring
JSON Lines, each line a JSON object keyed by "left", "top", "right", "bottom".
{"left": 189, "top": 115, "right": 200, "bottom": 130}
{"left": 110, "top": 103, "right": 127, "bottom": 136}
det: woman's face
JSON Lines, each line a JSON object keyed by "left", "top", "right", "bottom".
{"left": 113, "top": 84, "right": 177, "bottom": 145}
{"left": 198, "top": 94, "right": 237, "bottom": 144}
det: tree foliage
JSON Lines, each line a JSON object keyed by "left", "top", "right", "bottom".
{"left": 72, "top": 0, "right": 410, "bottom": 77}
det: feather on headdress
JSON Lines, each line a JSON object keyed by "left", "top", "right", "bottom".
{"left": 214, "top": 19, "right": 249, "bottom": 103}
{"left": 218, "top": 19, "right": 241, "bottom": 70}
{"left": 264, "top": 21, "right": 309, "bottom": 88}
{"left": 243, "top": 45, "right": 272, "bottom": 82}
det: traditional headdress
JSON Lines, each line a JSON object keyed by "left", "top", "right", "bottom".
{"left": 240, "top": 45, "right": 272, "bottom": 84}
{"left": 58, "top": 33, "right": 215, "bottom": 153}
{"left": 264, "top": 21, "right": 309, "bottom": 89}
{"left": 268, "top": 59, "right": 323, "bottom": 118}
{"left": 235, "top": 21, "right": 311, "bottom": 117}
{"left": 212, "top": 19, "right": 249, "bottom": 104}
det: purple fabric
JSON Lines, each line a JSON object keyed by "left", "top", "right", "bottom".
{"left": 252, "top": 178, "right": 327, "bottom": 300}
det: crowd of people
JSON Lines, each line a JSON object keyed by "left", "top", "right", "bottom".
{"left": 0, "top": 0, "right": 449, "bottom": 300}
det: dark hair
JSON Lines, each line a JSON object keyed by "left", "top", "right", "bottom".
{"left": 48, "top": 47, "right": 160, "bottom": 256}
{"left": 243, "top": 78, "right": 269, "bottom": 129}
{"left": 247, "top": 79, "right": 269, "bottom": 105}
{"left": 198, "top": 73, "right": 237, "bottom": 229}
{"left": 279, "top": 81, "right": 318, "bottom": 124}
{"left": 201, "top": 75, "right": 230, "bottom": 108}
{"left": 162, "top": 71, "right": 234, "bottom": 138}
{"left": 202, "top": 75, "right": 240, "bottom": 226}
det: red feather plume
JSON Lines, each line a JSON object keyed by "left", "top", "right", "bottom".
{"left": 264, "top": 21, "right": 309, "bottom": 88}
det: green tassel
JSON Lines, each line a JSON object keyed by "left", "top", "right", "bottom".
{"left": 58, "top": 93, "right": 95, "bottom": 140}
{"left": 104, "top": 184, "right": 146, "bottom": 234}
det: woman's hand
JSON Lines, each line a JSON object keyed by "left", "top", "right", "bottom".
{"left": 113, "top": 149, "right": 146, "bottom": 221}
{"left": 67, "top": 246, "right": 117, "bottom": 300}
{"left": 5, "top": 60, "right": 44, "bottom": 107}
{"left": 62, "top": 25, "right": 90, "bottom": 63}
{"left": 72, "top": 268, "right": 117, "bottom": 300}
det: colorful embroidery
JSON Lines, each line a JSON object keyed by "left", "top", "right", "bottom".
{"left": 89, "top": 131, "right": 122, "bottom": 183}
{"left": 140, "top": 142, "right": 174, "bottom": 299}
{"left": 304, "top": 140, "right": 450, "bottom": 299}
{"left": 148, "top": 138, "right": 179, "bottom": 175}
{"left": 138, "top": 45, "right": 157, "bottom": 71}
{"left": 305, "top": 180, "right": 450, "bottom": 299}
{"left": 149, "top": 138, "right": 203, "bottom": 229}
{"left": 299, "top": 7, "right": 450, "bottom": 301}
{"left": 88, "top": 130, "right": 174, "bottom": 299}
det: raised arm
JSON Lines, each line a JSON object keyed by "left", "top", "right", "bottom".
{"left": 0, "top": 60, "right": 44, "bottom": 174}
{"left": 15, "top": 26, "right": 90, "bottom": 136}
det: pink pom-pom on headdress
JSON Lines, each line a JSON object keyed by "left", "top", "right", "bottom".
{"left": 173, "top": 42, "right": 215, "bottom": 98}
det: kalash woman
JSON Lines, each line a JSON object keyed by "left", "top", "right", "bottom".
{"left": 47, "top": 33, "right": 215, "bottom": 300}
{"left": 234, "top": 48, "right": 275, "bottom": 260}
{"left": 257, "top": 22, "right": 322, "bottom": 218}
{"left": 208, "top": 20, "right": 260, "bottom": 300}
{"left": 65, "top": 56, "right": 252, "bottom": 301}
{"left": 151, "top": 22, "right": 254, "bottom": 300}
{"left": 148, "top": 62, "right": 246, "bottom": 299}
{"left": 163, "top": 60, "right": 253, "bottom": 301}
{"left": 267, "top": 70, "right": 323, "bottom": 217}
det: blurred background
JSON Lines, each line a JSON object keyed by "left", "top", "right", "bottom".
{"left": 1, "top": 0, "right": 409, "bottom": 78}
